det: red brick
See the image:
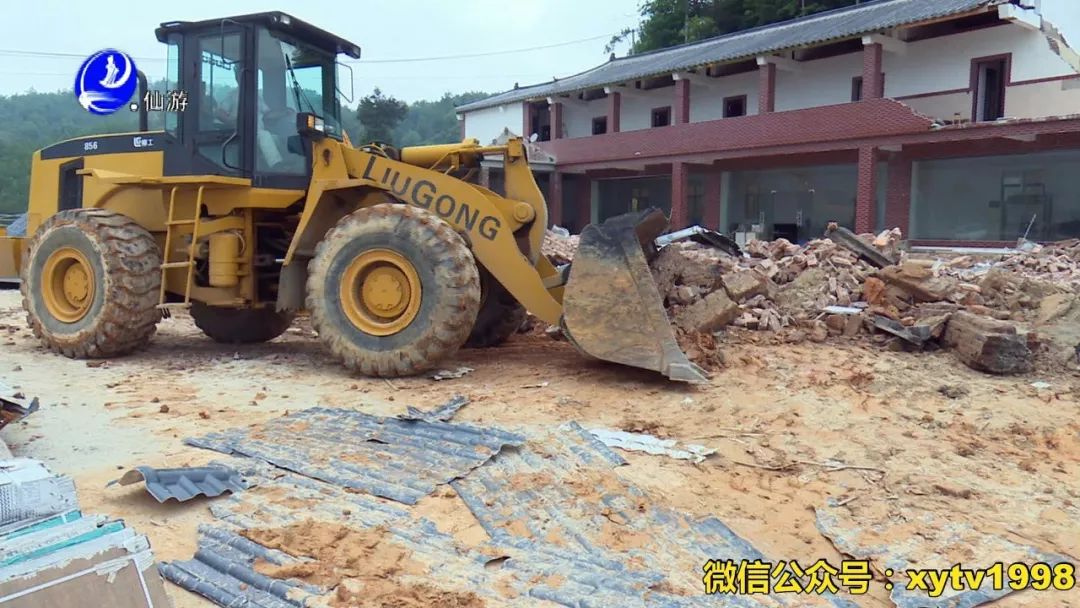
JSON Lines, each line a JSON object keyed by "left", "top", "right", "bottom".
{"left": 855, "top": 146, "right": 877, "bottom": 233}
{"left": 670, "top": 161, "right": 689, "bottom": 229}
{"left": 862, "top": 43, "right": 884, "bottom": 100}
{"left": 608, "top": 91, "right": 621, "bottom": 133}
{"left": 549, "top": 171, "right": 564, "bottom": 227}
{"left": 758, "top": 62, "right": 776, "bottom": 114}
{"left": 550, "top": 102, "right": 563, "bottom": 140}
{"left": 675, "top": 78, "right": 691, "bottom": 124}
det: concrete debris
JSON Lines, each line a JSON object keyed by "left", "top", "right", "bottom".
{"left": 942, "top": 311, "right": 1033, "bottom": 375}
{"left": 673, "top": 289, "right": 738, "bottom": 333}
{"left": 431, "top": 366, "right": 473, "bottom": 380}
{"left": 588, "top": 428, "right": 715, "bottom": 463}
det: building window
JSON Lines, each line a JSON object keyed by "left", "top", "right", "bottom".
{"left": 972, "top": 56, "right": 1009, "bottom": 122}
{"left": 723, "top": 95, "right": 747, "bottom": 118}
{"left": 651, "top": 106, "right": 671, "bottom": 127}
{"left": 911, "top": 150, "right": 1080, "bottom": 242}
{"left": 851, "top": 77, "right": 863, "bottom": 102}
{"left": 592, "top": 116, "right": 607, "bottom": 135}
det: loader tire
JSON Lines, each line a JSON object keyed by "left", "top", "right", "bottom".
{"left": 465, "top": 268, "right": 526, "bottom": 348}
{"left": 306, "top": 204, "right": 480, "bottom": 377}
{"left": 21, "top": 209, "right": 161, "bottom": 358}
{"left": 191, "top": 303, "right": 295, "bottom": 344}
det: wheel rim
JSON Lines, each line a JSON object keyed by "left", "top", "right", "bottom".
{"left": 42, "top": 247, "right": 95, "bottom": 323}
{"left": 339, "top": 249, "right": 422, "bottom": 336}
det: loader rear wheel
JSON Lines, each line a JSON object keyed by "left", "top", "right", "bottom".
{"left": 306, "top": 204, "right": 480, "bottom": 377}
{"left": 21, "top": 209, "right": 161, "bottom": 358}
{"left": 191, "top": 303, "right": 295, "bottom": 344}
{"left": 465, "top": 268, "right": 526, "bottom": 348}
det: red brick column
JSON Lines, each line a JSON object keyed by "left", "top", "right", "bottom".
{"left": 522, "top": 102, "right": 532, "bottom": 137}
{"left": 549, "top": 171, "right": 564, "bottom": 227}
{"left": 855, "top": 146, "right": 877, "bottom": 233}
{"left": 674, "top": 78, "right": 691, "bottom": 124}
{"left": 550, "top": 102, "right": 563, "bottom": 140}
{"left": 576, "top": 176, "right": 592, "bottom": 231}
{"left": 862, "top": 42, "right": 884, "bottom": 100}
{"left": 608, "top": 91, "right": 621, "bottom": 133}
{"left": 885, "top": 154, "right": 913, "bottom": 235}
{"left": 704, "top": 169, "right": 722, "bottom": 230}
{"left": 758, "top": 62, "right": 776, "bottom": 114}
{"left": 670, "top": 162, "right": 689, "bottom": 229}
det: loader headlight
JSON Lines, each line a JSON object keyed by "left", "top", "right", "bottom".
{"left": 297, "top": 112, "right": 326, "bottom": 138}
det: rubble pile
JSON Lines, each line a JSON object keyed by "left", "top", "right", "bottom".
{"left": 541, "top": 225, "right": 1079, "bottom": 374}
{"left": 542, "top": 227, "right": 579, "bottom": 265}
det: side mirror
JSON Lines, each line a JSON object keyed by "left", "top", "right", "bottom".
{"left": 528, "top": 133, "right": 539, "bottom": 143}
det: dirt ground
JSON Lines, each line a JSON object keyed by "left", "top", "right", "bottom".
{"left": 0, "top": 287, "right": 1077, "bottom": 607}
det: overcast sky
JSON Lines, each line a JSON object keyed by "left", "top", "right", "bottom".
{"left": 0, "top": 0, "right": 640, "bottom": 103}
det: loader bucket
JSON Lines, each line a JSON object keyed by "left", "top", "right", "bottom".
{"left": 561, "top": 208, "right": 709, "bottom": 384}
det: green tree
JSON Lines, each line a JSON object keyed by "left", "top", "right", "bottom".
{"left": 609, "top": 0, "right": 862, "bottom": 55}
{"left": 356, "top": 88, "right": 407, "bottom": 144}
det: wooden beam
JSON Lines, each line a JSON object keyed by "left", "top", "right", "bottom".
{"left": 603, "top": 84, "right": 649, "bottom": 99}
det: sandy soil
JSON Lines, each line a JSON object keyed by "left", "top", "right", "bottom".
{"left": 0, "top": 287, "right": 1077, "bottom": 607}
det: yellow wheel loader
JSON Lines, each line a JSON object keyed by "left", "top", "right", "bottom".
{"left": 2, "top": 12, "right": 707, "bottom": 383}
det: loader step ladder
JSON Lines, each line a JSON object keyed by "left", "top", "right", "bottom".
{"left": 158, "top": 185, "right": 206, "bottom": 310}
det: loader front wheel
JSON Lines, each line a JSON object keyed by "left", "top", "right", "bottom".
{"left": 306, "top": 204, "right": 480, "bottom": 377}
{"left": 191, "top": 303, "right": 295, "bottom": 344}
{"left": 21, "top": 209, "right": 161, "bottom": 358}
{"left": 465, "top": 268, "right": 526, "bottom": 348}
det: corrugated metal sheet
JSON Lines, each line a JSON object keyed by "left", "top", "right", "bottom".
{"left": 458, "top": 0, "right": 998, "bottom": 112}
{"left": 172, "top": 422, "right": 860, "bottom": 607}
{"left": 160, "top": 526, "right": 322, "bottom": 608}
{"left": 814, "top": 507, "right": 1073, "bottom": 607}
{"left": 108, "top": 466, "right": 247, "bottom": 503}
{"left": 452, "top": 423, "right": 857, "bottom": 607}
{"left": 186, "top": 407, "right": 525, "bottom": 505}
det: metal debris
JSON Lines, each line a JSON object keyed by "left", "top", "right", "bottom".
{"left": 588, "top": 428, "right": 715, "bottom": 463}
{"left": 431, "top": 366, "right": 473, "bottom": 380}
{"left": 654, "top": 225, "right": 743, "bottom": 257}
{"left": 0, "top": 383, "right": 38, "bottom": 431}
{"left": 398, "top": 395, "right": 470, "bottom": 422}
{"left": 107, "top": 465, "right": 247, "bottom": 503}
{"left": 822, "top": 305, "right": 863, "bottom": 315}
{"left": 520, "top": 381, "right": 549, "bottom": 389}
{"left": 186, "top": 407, "right": 525, "bottom": 505}
{"left": 873, "top": 315, "right": 932, "bottom": 346}
{"left": 0, "top": 459, "right": 77, "bottom": 527}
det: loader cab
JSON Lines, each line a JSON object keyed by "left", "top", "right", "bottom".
{"left": 154, "top": 12, "right": 361, "bottom": 188}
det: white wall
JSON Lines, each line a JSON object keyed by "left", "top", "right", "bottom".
{"left": 463, "top": 103, "right": 523, "bottom": 144}
{"left": 620, "top": 85, "right": 677, "bottom": 132}
{"left": 561, "top": 97, "right": 608, "bottom": 139}
{"left": 776, "top": 51, "right": 863, "bottom": 111}
{"left": 690, "top": 70, "right": 760, "bottom": 122}
{"left": 886, "top": 22, "right": 1075, "bottom": 98}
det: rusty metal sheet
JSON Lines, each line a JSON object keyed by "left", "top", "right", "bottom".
{"left": 186, "top": 407, "right": 525, "bottom": 505}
